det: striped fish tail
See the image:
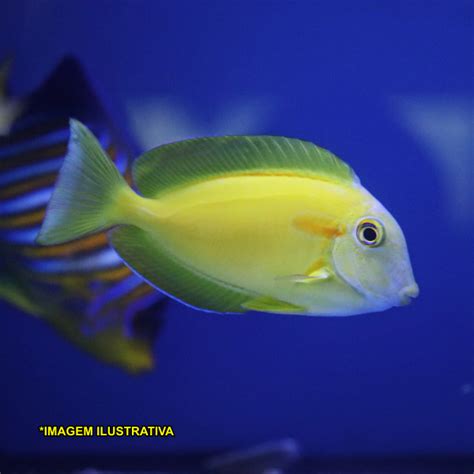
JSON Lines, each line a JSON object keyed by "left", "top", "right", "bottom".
{"left": 0, "top": 56, "right": 167, "bottom": 373}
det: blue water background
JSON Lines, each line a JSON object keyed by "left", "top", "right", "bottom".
{"left": 0, "top": 0, "right": 473, "bottom": 457}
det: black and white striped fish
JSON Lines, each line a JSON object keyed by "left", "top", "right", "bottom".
{"left": 0, "top": 56, "right": 168, "bottom": 373}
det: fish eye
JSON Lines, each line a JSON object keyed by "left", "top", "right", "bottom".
{"left": 356, "top": 218, "right": 384, "bottom": 247}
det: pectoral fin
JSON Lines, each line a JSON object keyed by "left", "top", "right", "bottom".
{"left": 242, "top": 296, "right": 305, "bottom": 314}
{"left": 277, "top": 267, "right": 332, "bottom": 284}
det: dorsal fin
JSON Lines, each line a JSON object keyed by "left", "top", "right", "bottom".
{"left": 24, "top": 56, "right": 106, "bottom": 125}
{"left": 133, "top": 135, "right": 360, "bottom": 198}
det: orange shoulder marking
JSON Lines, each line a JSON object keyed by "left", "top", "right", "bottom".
{"left": 292, "top": 215, "right": 345, "bottom": 239}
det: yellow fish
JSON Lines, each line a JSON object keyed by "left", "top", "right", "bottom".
{"left": 37, "top": 120, "right": 418, "bottom": 316}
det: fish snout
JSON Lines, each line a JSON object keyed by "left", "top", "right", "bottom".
{"left": 397, "top": 282, "right": 419, "bottom": 306}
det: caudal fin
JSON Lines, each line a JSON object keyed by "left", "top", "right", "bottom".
{"left": 36, "top": 119, "right": 127, "bottom": 245}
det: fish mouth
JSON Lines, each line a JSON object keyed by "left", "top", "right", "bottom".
{"left": 396, "top": 283, "right": 420, "bottom": 306}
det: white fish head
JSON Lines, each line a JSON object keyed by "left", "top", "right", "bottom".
{"left": 331, "top": 190, "right": 419, "bottom": 313}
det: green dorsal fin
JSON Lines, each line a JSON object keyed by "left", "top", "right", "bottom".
{"left": 109, "top": 225, "right": 253, "bottom": 313}
{"left": 133, "top": 136, "right": 359, "bottom": 198}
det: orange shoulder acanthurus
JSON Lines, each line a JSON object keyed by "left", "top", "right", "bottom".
{"left": 37, "top": 120, "right": 418, "bottom": 316}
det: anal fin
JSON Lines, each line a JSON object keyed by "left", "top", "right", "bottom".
{"left": 242, "top": 295, "right": 305, "bottom": 314}
{"left": 0, "top": 272, "right": 42, "bottom": 315}
{"left": 109, "top": 225, "right": 251, "bottom": 313}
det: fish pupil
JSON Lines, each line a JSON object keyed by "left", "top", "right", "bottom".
{"left": 363, "top": 227, "right": 377, "bottom": 243}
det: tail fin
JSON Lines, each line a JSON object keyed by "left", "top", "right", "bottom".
{"left": 36, "top": 119, "right": 127, "bottom": 245}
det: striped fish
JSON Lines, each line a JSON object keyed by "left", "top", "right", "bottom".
{"left": 0, "top": 56, "right": 168, "bottom": 373}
